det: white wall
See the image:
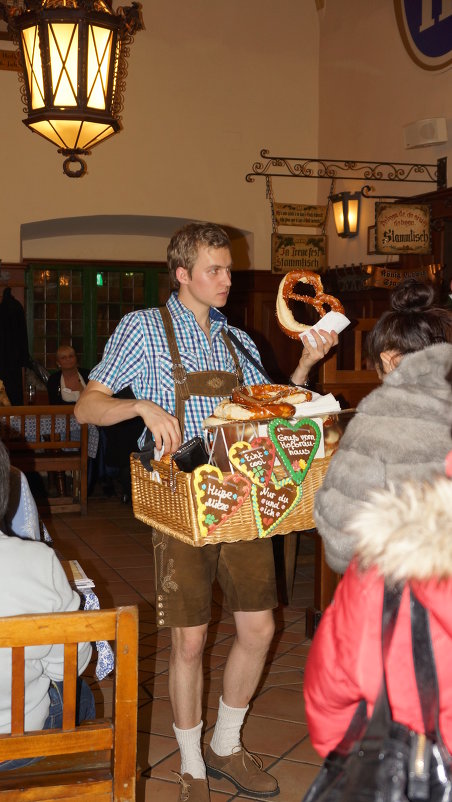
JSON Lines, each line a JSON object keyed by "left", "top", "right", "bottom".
{"left": 318, "top": 0, "right": 452, "bottom": 268}
{"left": 0, "top": 0, "right": 320, "bottom": 269}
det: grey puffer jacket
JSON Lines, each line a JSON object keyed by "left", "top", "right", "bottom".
{"left": 313, "top": 342, "right": 452, "bottom": 574}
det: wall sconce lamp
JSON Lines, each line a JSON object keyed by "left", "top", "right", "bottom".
{"left": 331, "top": 191, "right": 361, "bottom": 238}
{"left": 0, "top": 0, "right": 144, "bottom": 178}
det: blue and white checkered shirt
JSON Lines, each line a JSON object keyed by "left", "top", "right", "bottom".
{"left": 89, "top": 293, "right": 267, "bottom": 443}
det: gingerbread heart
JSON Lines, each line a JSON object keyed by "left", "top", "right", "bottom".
{"left": 251, "top": 477, "right": 303, "bottom": 537}
{"left": 267, "top": 417, "right": 321, "bottom": 485}
{"left": 192, "top": 465, "right": 251, "bottom": 538}
{"left": 228, "top": 437, "right": 276, "bottom": 487}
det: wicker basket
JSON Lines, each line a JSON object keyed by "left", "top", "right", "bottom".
{"left": 130, "top": 454, "right": 332, "bottom": 546}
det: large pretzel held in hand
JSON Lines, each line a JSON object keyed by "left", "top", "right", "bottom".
{"left": 276, "top": 270, "right": 344, "bottom": 340}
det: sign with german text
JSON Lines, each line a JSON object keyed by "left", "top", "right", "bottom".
{"left": 0, "top": 49, "right": 19, "bottom": 71}
{"left": 271, "top": 234, "right": 326, "bottom": 274}
{"left": 273, "top": 203, "right": 327, "bottom": 228}
{"left": 365, "top": 263, "right": 440, "bottom": 289}
{"left": 375, "top": 203, "right": 431, "bottom": 255}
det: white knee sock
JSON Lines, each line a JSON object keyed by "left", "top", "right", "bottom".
{"left": 209, "top": 696, "right": 249, "bottom": 756}
{"left": 173, "top": 721, "right": 206, "bottom": 779}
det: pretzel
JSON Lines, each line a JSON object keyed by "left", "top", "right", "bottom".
{"left": 276, "top": 270, "right": 344, "bottom": 340}
{"left": 214, "top": 398, "right": 295, "bottom": 421}
{"left": 232, "top": 384, "right": 311, "bottom": 406}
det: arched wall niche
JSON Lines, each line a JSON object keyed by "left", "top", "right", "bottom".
{"left": 20, "top": 215, "right": 254, "bottom": 268}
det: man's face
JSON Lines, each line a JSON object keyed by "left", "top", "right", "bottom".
{"left": 177, "top": 245, "right": 232, "bottom": 309}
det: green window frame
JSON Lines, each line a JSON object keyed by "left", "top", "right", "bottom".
{"left": 26, "top": 262, "right": 169, "bottom": 371}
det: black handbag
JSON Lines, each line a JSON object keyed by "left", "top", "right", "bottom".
{"left": 302, "top": 586, "right": 452, "bottom": 802}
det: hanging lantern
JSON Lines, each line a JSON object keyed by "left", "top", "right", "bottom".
{"left": 331, "top": 191, "right": 361, "bottom": 238}
{"left": 1, "top": 0, "right": 143, "bottom": 177}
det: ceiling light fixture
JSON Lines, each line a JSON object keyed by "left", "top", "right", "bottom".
{"left": 0, "top": 0, "right": 143, "bottom": 177}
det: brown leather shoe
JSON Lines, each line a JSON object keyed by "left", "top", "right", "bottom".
{"left": 173, "top": 772, "right": 210, "bottom": 802}
{"left": 205, "top": 744, "right": 279, "bottom": 797}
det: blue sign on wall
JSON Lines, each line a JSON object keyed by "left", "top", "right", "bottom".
{"left": 395, "top": 0, "right": 452, "bottom": 69}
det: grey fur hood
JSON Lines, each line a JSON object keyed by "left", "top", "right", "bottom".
{"left": 313, "top": 342, "right": 452, "bottom": 574}
{"left": 359, "top": 341, "right": 452, "bottom": 420}
{"left": 349, "top": 477, "right": 452, "bottom": 583}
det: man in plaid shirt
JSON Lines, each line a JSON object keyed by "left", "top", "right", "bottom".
{"left": 76, "top": 222, "right": 336, "bottom": 802}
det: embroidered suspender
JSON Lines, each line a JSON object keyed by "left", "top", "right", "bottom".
{"left": 159, "top": 306, "right": 243, "bottom": 433}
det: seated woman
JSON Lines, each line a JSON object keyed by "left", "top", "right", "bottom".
{"left": 46, "top": 345, "right": 90, "bottom": 496}
{"left": 304, "top": 472, "right": 452, "bottom": 757}
{"left": 0, "top": 441, "right": 95, "bottom": 770}
{"left": 314, "top": 279, "right": 452, "bottom": 574}
{"left": 47, "top": 345, "right": 89, "bottom": 405}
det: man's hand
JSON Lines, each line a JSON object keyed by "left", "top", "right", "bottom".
{"left": 135, "top": 399, "right": 181, "bottom": 454}
{"left": 290, "top": 329, "right": 338, "bottom": 386}
{"left": 75, "top": 381, "right": 182, "bottom": 455}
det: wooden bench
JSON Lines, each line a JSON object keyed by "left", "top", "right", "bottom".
{"left": 0, "top": 405, "right": 88, "bottom": 515}
{"left": 0, "top": 605, "right": 138, "bottom": 801}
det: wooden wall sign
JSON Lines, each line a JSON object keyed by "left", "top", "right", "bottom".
{"left": 365, "top": 263, "right": 440, "bottom": 289}
{"left": 0, "top": 49, "right": 19, "bottom": 71}
{"left": 273, "top": 203, "right": 327, "bottom": 228}
{"left": 375, "top": 202, "right": 431, "bottom": 255}
{"left": 271, "top": 233, "right": 327, "bottom": 273}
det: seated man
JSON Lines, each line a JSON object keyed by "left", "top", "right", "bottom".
{"left": 0, "top": 441, "right": 95, "bottom": 770}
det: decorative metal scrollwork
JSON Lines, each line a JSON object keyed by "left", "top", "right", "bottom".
{"left": 246, "top": 149, "right": 445, "bottom": 189}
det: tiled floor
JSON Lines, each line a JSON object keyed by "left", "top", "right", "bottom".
{"left": 42, "top": 497, "right": 322, "bottom": 802}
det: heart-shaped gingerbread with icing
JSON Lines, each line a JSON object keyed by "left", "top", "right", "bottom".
{"left": 267, "top": 417, "right": 321, "bottom": 485}
{"left": 228, "top": 437, "right": 276, "bottom": 487}
{"left": 251, "top": 477, "right": 303, "bottom": 537}
{"left": 192, "top": 465, "right": 251, "bottom": 538}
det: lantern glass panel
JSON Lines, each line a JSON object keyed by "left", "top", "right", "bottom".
{"left": 347, "top": 199, "right": 359, "bottom": 233}
{"left": 77, "top": 120, "right": 116, "bottom": 148}
{"left": 22, "top": 26, "right": 45, "bottom": 109}
{"left": 29, "top": 118, "right": 80, "bottom": 148}
{"left": 48, "top": 23, "right": 79, "bottom": 106}
{"left": 87, "top": 24, "right": 113, "bottom": 110}
{"left": 333, "top": 200, "right": 345, "bottom": 235}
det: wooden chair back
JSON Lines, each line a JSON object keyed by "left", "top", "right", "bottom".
{"left": 0, "top": 605, "right": 138, "bottom": 801}
{"left": 0, "top": 405, "right": 88, "bottom": 514}
{"left": 318, "top": 318, "right": 379, "bottom": 408}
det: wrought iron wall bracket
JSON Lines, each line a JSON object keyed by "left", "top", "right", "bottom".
{"left": 246, "top": 149, "right": 446, "bottom": 190}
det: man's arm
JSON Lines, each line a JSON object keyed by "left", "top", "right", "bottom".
{"left": 75, "top": 380, "right": 181, "bottom": 454}
{"left": 290, "top": 329, "right": 338, "bottom": 386}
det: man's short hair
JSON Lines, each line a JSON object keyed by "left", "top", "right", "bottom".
{"left": 167, "top": 222, "right": 231, "bottom": 290}
{"left": 0, "top": 441, "right": 10, "bottom": 522}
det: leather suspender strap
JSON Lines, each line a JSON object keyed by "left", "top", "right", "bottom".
{"left": 159, "top": 307, "right": 190, "bottom": 431}
{"left": 159, "top": 306, "right": 243, "bottom": 434}
{"left": 226, "top": 327, "right": 273, "bottom": 384}
{"left": 221, "top": 330, "right": 244, "bottom": 385}
{"left": 160, "top": 306, "right": 191, "bottom": 400}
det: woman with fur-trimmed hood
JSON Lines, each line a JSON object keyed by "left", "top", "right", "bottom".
{"left": 314, "top": 279, "right": 452, "bottom": 574}
{"left": 304, "top": 476, "right": 452, "bottom": 757}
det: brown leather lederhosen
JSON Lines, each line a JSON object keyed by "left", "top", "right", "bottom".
{"left": 159, "top": 306, "right": 243, "bottom": 434}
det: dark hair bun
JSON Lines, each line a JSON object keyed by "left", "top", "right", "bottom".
{"left": 391, "top": 279, "right": 435, "bottom": 313}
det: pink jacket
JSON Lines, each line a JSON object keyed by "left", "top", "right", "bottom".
{"left": 304, "top": 478, "right": 452, "bottom": 757}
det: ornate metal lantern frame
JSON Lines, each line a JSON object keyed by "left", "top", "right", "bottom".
{"left": 331, "top": 191, "right": 361, "bottom": 238}
{"left": 1, "top": 0, "right": 143, "bottom": 177}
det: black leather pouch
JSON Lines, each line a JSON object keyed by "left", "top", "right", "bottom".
{"left": 172, "top": 436, "right": 210, "bottom": 472}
